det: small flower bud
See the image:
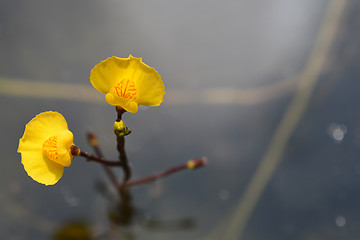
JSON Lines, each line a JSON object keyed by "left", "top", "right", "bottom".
{"left": 113, "top": 120, "right": 131, "bottom": 137}
{"left": 187, "top": 157, "right": 208, "bottom": 170}
{"left": 70, "top": 145, "right": 81, "bottom": 156}
{"left": 87, "top": 132, "right": 98, "bottom": 147}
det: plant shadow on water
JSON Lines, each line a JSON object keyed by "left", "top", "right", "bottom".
{"left": 51, "top": 177, "right": 196, "bottom": 240}
{"left": 95, "top": 180, "right": 196, "bottom": 231}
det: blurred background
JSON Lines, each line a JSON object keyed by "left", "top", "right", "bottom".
{"left": 1, "top": 0, "right": 360, "bottom": 239}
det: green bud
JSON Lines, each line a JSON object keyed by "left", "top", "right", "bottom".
{"left": 113, "top": 120, "right": 131, "bottom": 137}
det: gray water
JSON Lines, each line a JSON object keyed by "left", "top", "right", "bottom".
{"left": 1, "top": 1, "right": 360, "bottom": 239}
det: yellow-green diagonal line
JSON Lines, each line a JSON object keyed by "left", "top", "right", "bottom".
{"left": 0, "top": 79, "right": 104, "bottom": 104}
{"left": 0, "top": 77, "right": 296, "bottom": 106}
{"left": 224, "top": 0, "right": 348, "bottom": 239}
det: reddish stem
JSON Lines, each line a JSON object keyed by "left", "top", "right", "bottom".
{"left": 87, "top": 132, "right": 121, "bottom": 191}
{"left": 122, "top": 157, "right": 207, "bottom": 188}
{"left": 71, "top": 145, "right": 122, "bottom": 167}
{"left": 115, "top": 107, "right": 131, "bottom": 183}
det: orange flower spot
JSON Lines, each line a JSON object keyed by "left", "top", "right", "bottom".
{"left": 111, "top": 79, "right": 137, "bottom": 100}
{"left": 43, "top": 136, "right": 58, "bottom": 161}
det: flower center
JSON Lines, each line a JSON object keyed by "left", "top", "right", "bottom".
{"left": 110, "top": 79, "right": 137, "bottom": 100}
{"left": 41, "top": 130, "right": 74, "bottom": 167}
{"left": 43, "top": 136, "right": 58, "bottom": 162}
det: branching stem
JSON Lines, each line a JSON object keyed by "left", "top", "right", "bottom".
{"left": 122, "top": 157, "right": 207, "bottom": 188}
{"left": 71, "top": 145, "right": 122, "bottom": 167}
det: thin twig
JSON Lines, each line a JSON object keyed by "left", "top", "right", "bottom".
{"left": 87, "top": 132, "right": 121, "bottom": 191}
{"left": 80, "top": 152, "right": 123, "bottom": 166}
{"left": 122, "top": 157, "right": 208, "bottom": 188}
{"left": 71, "top": 145, "right": 122, "bottom": 167}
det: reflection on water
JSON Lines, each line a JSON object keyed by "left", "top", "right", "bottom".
{"left": 2, "top": 0, "right": 360, "bottom": 239}
{"left": 94, "top": 178, "right": 195, "bottom": 237}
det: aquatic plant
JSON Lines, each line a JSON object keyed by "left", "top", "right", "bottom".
{"left": 17, "top": 55, "right": 207, "bottom": 191}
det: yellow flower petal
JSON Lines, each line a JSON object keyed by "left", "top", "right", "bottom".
{"left": 18, "top": 111, "right": 68, "bottom": 152}
{"left": 90, "top": 55, "right": 165, "bottom": 110}
{"left": 90, "top": 56, "right": 134, "bottom": 94}
{"left": 21, "top": 150, "right": 64, "bottom": 185}
{"left": 129, "top": 57, "right": 165, "bottom": 106}
{"left": 105, "top": 93, "right": 138, "bottom": 113}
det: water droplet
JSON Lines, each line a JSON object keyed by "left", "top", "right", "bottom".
{"left": 61, "top": 186, "right": 79, "bottom": 207}
{"left": 327, "top": 123, "right": 347, "bottom": 143}
{"left": 335, "top": 216, "right": 346, "bottom": 227}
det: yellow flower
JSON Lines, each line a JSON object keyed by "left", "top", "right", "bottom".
{"left": 17, "top": 111, "right": 74, "bottom": 185}
{"left": 90, "top": 55, "right": 165, "bottom": 113}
